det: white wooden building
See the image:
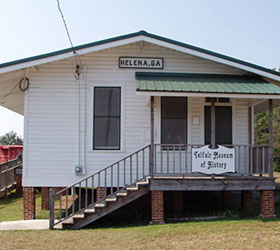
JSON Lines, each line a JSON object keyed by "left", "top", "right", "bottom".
{"left": 0, "top": 31, "right": 279, "bottom": 228}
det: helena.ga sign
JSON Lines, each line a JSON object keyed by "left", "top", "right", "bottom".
{"left": 119, "top": 57, "right": 164, "bottom": 69}
{"left": 192, "top": 145, "right": 235, "bottom": 175}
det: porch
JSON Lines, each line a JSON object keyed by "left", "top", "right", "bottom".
{"left": 49, "top": 73, "right": 279, "bottom": 229}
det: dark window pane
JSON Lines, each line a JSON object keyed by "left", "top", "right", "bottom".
{"left": 95, "top": 88, "right": 120, "bottom": 116}
{"left": 161, "top": 97, "right": 187, "bottom": 118}
{"left": 205, "top": 97, "right": 217, "bottom": 103}
{"left": 205, "top": 97, "right": 230, "bottom": 103}
{"left": 218, "top": 98, "right": 230, "bottom": 103}
{"left": 162, "top": 119, "right": 186, "bottom": 144}
{"left": 94, "top": 118, "right": 120, "bottom": 149}
{"left": 205, "top": 106, "right": 232, "bottom": 145}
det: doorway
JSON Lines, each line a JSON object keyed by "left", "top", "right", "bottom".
{"left": 204, "top": 106, "right": 232, "bottom": 145}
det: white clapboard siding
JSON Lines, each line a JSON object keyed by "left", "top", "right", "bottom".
{"left": 23, "top": 42, "right": 248, "bottom": 187}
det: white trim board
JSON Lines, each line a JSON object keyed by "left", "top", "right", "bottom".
{"left": 1, "top": 34, "right": 280, "bottom": 82}
{"left": 136, "top": 91, "right": 280, "bottom": 100}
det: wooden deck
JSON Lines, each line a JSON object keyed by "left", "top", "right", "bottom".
{"left": 150, "top": 175, "right": 275, "bottom": 191}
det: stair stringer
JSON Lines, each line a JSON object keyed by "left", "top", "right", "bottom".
{"left": 62, "top": 185, "right": 150, "bottom": 229}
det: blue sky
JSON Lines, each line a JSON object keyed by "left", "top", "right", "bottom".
{"left": 0, "top": 0, "right": 279, "bottom": 137}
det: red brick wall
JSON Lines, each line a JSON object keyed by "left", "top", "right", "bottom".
{"left": 23, "top": 187, "right": 35, "bottom": 220}
{"left": 260, "top": 190, "right": 276, "bottom": 219}
{"left": 41, "top": 187, "right": 50, "bottom": 210}
{"left": 151, "top": 191, "right": 164, "bottom": 224}
{"left": 97, "top": 187, "right": 106, "bottom": 200}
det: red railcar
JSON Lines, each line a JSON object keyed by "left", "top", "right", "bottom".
{"left": 0, "top": 145, "right": 23, "bottom": 163}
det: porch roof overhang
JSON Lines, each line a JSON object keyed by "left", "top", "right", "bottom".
{"left": 136, "top": 72, "right": 280, "bottom": 99}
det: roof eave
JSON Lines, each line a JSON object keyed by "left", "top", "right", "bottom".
{"left": 136, "top": 90, "right": 280, "bottom": 99}
{"left": 0, "top": 30, "right": 280, "bottom": 82}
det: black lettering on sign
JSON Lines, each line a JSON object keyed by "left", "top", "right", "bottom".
{"left": 119, "top": 57, "right": 164, "bottom": 69}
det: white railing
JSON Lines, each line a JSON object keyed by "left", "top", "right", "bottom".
{"left": 153, "top": 144, "right": 272, "bottom": 176}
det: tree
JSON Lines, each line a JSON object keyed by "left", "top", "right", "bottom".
{"left": 254, "top": 107, "right": 280, "bottom": 171}
{"left": 0, "top": 131, "right": 23, "bottom": 145}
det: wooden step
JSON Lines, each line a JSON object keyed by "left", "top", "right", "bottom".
{"left": 136, "top": 181, "right": 149, "bottom": 185}
{"left": 84, "top": 208, "right": 95, "bottom": 214}
{"left": 62, "top": 217, "right": 74, "bottom": 225}
{"left": 105, "top": 195, "right": 117, "bottom": 202}
{"left": 116, "top": 190, "right": 128, "bottom": 196}
{"left": 95, "top": 201, "right": 106, "bottom": 208}
{"left": 73, "top": 213, "right": 85, "bottom": 219}
{"left": 126, "top": 186, "right": 138, "bottom": 191}
{"left": 58, "top": 184, "right": 149, "bottom": 229}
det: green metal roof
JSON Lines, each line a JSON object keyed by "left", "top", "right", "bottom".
{"left": 136, "top": 72, "right": 280, "bottom": 95}
{"left": 0, "top": 30, "right": 280, "bottom": 78}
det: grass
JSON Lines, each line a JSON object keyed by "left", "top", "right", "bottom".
{"left": 0, "top": 191, "right": 49, "bottom": 222}
{"left": 0, "top": 178, "right": 279, "bottom": 249}
{"left": 0, "top": 219, "right": 280, "bottom": 249}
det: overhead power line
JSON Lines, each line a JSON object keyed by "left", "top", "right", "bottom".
{"left": 56, "top": 0, "right": 75, "bottom": 51}
{"left": 56, "top": 0, "right": 81, "bottom": 79}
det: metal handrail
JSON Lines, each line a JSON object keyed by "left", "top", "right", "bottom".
{"left": 50, "top": 144, "right": 151, "bottom": 229}
{"left": 49, "top": 143, "right": 273, "bottom": 229}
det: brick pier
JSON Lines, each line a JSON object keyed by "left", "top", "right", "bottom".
{"left": 260, "top": 190, "right": 276, "bottom": 219}
{"left": 151, "top": 190, "right": 164, "bottom": 224}
{"left": 23, "top": 187, "right": 36, "bottom": 220}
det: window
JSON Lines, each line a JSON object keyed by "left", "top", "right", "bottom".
{"left": 204, "top": 106, "right": 232, "bottom": 145}
{"left": 93, "top": 87, "right": 121, "bottom": 150}
{"left": 205, "top": 97, "right": 230, "bottom": 103}
{"left": 161, "top": 97, "right": 187, "bottom": 144}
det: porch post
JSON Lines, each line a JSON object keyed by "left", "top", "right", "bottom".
{"left": 210, "top": 98, "right": 216, "bottom": 147}
{"left": 150, "top": 96, "right": 155, "bottom": 178}
{"left": 268, "top": 99, "right": 273, "bottom": 177}
{"left": 248, "top": 106, "right": 252, "bottom": 144}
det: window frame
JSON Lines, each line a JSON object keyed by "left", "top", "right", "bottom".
{"left": 93, "top": 86, "right": 121, "bottom": 150}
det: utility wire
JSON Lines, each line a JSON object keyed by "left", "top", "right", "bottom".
{"left": 56, "top": 0, "right": 81, "bottom": 79}
{"left": 56, "top": 0, "right": 75, "bottom": 52}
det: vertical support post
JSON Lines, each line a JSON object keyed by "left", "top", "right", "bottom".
{"left": 248, "top": 106, "right": 253, "bottom": 175}
{"left": 248, "top": 107, "right": 252, "bottom": 144}
{"left": 210, "top": 98, "right": 216, "bottom": 148}
{"left": 150, "top": 96, "right": 155, "bottom": 178}
{"left": 151, "top": 190, "right": 164, "bottom": 224}
{"left": 49, "top": 188, "right": 54, "bottom": 229}
{"left": 41, "top": 187, "right": 50, "bottom": 210}
{"left": 23, "top": 187, "right": 36, "bottom": 220}
{"left": 260, "top": 190, "right": 276, "bottom": 219}
{"left": 268, "top": 99, "right": 273, "bottom": 177}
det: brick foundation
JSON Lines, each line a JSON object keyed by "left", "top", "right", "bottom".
{"left": 15, "top": 174, "right": 23, "bottom": 196}
{"left": 151, "top": 190, "right": 164, "bottom": 224}
{"left": 23, "top": 187, "right": 36, "bottom": 220}
{"left": 242, "top": 190, "right": 253, "bottom": 213}
{"left": 260, "top": 190, "right": 276, "bottom": 219}
{"left": 41, "top": 187, "right": 50, "bottom": 210}
{"left": 97, "top": 187, "right": 106, "bottom": 200}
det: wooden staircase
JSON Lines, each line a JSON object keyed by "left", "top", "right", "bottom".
{"left": 55, "top": 178, "right": 149, "bottom": 230}
{"left": 50, "top": 145, "right": 151, "bottom": 230}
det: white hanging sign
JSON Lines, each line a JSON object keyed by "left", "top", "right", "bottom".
{"left": 119, "top": 57, "right": 164, "bottom": 69}
{"left": 192, "top": 145, "right": 235, "bottom": 174}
